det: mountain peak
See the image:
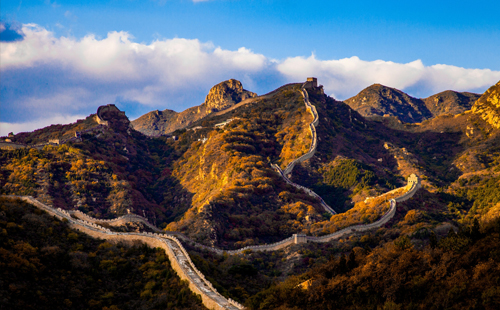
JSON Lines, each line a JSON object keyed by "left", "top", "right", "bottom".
{"left": 131, "top": 79, "right": 256, "bottom": 136}
{"left": 345, "top": 84, "right": 480, "bottom": 123}
{"left": 203, "top": 79, "right": 257, "bottom": 111}
{"left": 344, "top": 84, "right": 432, "bottom": 123}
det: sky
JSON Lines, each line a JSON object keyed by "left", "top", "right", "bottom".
{"left": 1, "top": 0, "right": 500, "bottom": 136}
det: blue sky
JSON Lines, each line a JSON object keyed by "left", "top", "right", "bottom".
{"left": 1, "top": 0, "right": 500, "bottom": 135}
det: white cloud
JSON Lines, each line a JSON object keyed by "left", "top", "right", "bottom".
{"left": 1, "top": 24, "right": 268, "bottom": 106}
{"left": 0, "top": 114, "right": 87, "bottom": 136}
{"left": 2, "top": 23, "right": 500, "bottom": 135}
{"left": 277, "top": 54, "right": 500, "bottom": 99}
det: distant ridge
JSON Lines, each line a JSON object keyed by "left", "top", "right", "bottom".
{"left": 345, "top": 84, "right": 480, "bottom": 123}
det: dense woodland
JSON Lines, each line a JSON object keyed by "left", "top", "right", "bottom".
{"left": 0, "top": 197, "right": 206, "bottom": 310}
{"left": 246, "top": 218, "right": 500, "bottom": 310}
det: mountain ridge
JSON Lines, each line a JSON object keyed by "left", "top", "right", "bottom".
{"left": 131, "top": 79, "right": 256, "bottom": 136}
{"left": 344, "top": 83, "right": 480, "bottom": 123}
{"left": 472, "top": 80, "right": 500, "bottom": 129}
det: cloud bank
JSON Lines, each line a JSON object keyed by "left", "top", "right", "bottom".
{"left": 1, "top": 23, "right": 500, "bottom": 135}
{"left": 277, "top": 55, "right": 500, "bottom": 99}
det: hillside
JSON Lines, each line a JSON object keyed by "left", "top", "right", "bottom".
{"left": 473, "top": 80, "right": 500, "bottom": 129}
{"left": 2, "top": 78, "right": 500, "bottom": 309}
{"left": 131, "top": 79, "right": 257, "bottom": 136}
{"left": 2, "top": 79, "right": 499, "bottom": 249}
{"left": 0, "top": 197, "right": 205, "bottom": 310}
{"left": 345, "top": 84, "right": 479, "bottom": 123}
{"left": 423, "top": 90, "right": 480, "bottom": 116}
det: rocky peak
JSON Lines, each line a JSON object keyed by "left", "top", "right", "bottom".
{"left": 472, "top": 80, "right": 500, "bottom": 129}
{"left": 203, "top": 79, "right": 257, "bottom": 111}
{"left": 95, "top": 104, "right": 131, "bottom": 132}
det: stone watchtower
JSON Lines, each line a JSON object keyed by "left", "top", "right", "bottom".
{"left": 307, "top": 77, "right": 318, "bottom": 87}
{"left": 304, "top": 77, "right": 318, "bottom": 89}
{"left": 407, "top": 174, "right": 421, "bottom": 190}
{"left": 304, "top": 77, "right": 324, "bottom": 94}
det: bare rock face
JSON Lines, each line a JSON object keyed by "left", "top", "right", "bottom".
{"left": 95, "top": 104, "right": 131, "bottom": 132}
{"left": 131, "top": 79, "right": 256, "bottom": 136}
{"left": 472, "top": 80, "right": 500, "bottom": 129}
{"left": 203, "top": 79, "right": 256, "bottom": 111}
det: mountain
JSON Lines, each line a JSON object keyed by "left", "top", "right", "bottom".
{"left": 472, "top": 80, "right": 500, "bottom": 129}
{"left": 423, "top": 90, "right": 480, "bottom": 116}
{"left": 2, "top": 78, "right": 500, "bottom": 309}
{"left": 2, "top": 79, "right": 499, "bottom": 248}
{"left": 131, "top": 79, "right": 257, "bottom": 136}
{"left": 344, "top": 84, "right": 433, "bottom": 123}
{"left": 344, "top": 84, "right": 480, "bottom": 123}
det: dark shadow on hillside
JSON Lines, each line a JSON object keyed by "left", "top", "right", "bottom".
{"left": 62, "top": 129, "right": 195, "bottom": 228}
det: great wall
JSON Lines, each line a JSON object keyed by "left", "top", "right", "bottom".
{"left": 1, "top": 80, "right": 423, "bottom": 309}
{"left": 0, "top": 172, "right": 420, "bottom": 309}
{"left": 0, "top": 103, "right": 122, "bottom": 151}
{"left": 271, "top": 79, "right": 336, "bottom": 215}
{"left": 2, "top": 195, "right": 244, "bottom": 310}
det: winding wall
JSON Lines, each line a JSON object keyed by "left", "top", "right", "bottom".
{"left": 2, "top": 195, "right": 243, "bottom": 310}
{"left": 69, "top": 210, "right": 165, "bottom": 233}
{"left": 6, "top": 172, "right": 419, "bottom": 257}
{"left": 271, "top": 82, "right": 336, "bottom": 215}
{"left": 1, "top": 80, "right": 422, "bottom": 308}
{"left": 1, "top": 172, "right": 420, "bottom": 308}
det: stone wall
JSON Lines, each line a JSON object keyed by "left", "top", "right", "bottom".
{"left": 0, "top": 124, "right": 105, "bottom": 151}
{"left": 0, "top": 141, "right": 28, "bottom": 150}
{"left": 272, "top": 81, "right": 336, "bottom": 215}
{"left": 1, "top": 173, "right": 420, "bottom": 307}
{"left": 2, "top": 195, "right": 242, "bottom": 310}
{"left": 69, "top": 210, "right": 166, "bottom": 233}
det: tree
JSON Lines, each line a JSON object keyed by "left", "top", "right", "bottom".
{"left": 429, "top": 232, "right": 438, "bottom": 249}
{"left": 338, "top": 253, "right": 347, "bottom": 274}
{"left": 347, "top": 250, "right": 357, "bottom": 270}
{"left": 470, "top": 218, "right": 481, "bottom": 241}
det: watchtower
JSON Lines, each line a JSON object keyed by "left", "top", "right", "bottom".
{"left": 304, "top": 77, "right": 318, "bottom": 89}
{"left": 307, "top": 77, "right": 317, "bottom": 86}
{"left": 407, "top": 174, "right": 421, "bottom": 189}
{"left": 293, "top": 233, "right": 308, "bottom": 244}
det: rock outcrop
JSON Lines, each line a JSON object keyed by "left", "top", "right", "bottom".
{"left": 131, "top": 79, "right": 256, "bottom": 136}
{"left": 472, "top": 80, "right": 500, "bottom": 129}
{"left": 345, "top": 84, "right": 479, "bottom": 123}
{"left": 95, "top": 104, "right": 131, "bottom": 132}
{"left": 204, "top": 79, "right": 256, "bottom": 111}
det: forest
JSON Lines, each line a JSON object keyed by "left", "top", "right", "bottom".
{"left": 0, "top": 197, "right": 206, "bottom": 310}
